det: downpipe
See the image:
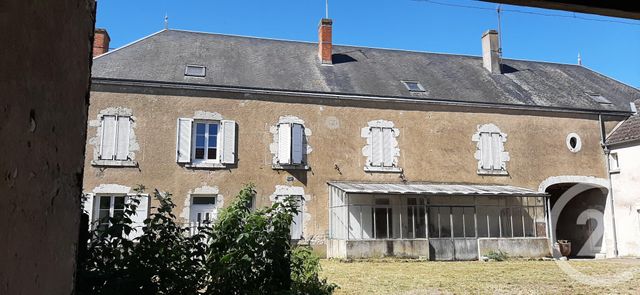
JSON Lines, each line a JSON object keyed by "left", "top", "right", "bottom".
{"left": 599, "top": 114, "right": 619, "bottom": 257}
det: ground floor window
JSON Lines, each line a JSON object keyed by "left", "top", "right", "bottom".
{"left": 276, "top": 195, "right": 304, "bottom": 240}
{"left": 190, "top": 195, "right": 217, "bottom": 224}
{"left": 96, "top": 195, "right": 125, "bottom": 231}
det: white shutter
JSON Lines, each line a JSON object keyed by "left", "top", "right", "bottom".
{"left": 127, "top": 195, "right": 149, "bottom": 239}
{"left": 100, "top": 115, "right": 116, "bottom": 160}
{"left": 115, "top": 116, "right": 130, "bottom": 160}
{"left": 82, "top": 194, "right": 94, "bottom": 229}
{"left": 290, "top": 196, "right": 303, "bottom": 239}
{"left": 291, "top": 123, "right": 304, "bottom": 165}
{"left": 278, "top": 123, "right": 292, "bottom": 165}
{"left": 220, "top": 120, "right": 236, "bottom": 164}
{"left": 480, "top": 133, "right": 492, "bottom": 170}
{"left": 176, "top": 118, "right": 193, "bottom": 163}
{"left": 370, "top": 127, "right": 383, "bottom": 166}
{"left": 491, "top": 133, "right": 502, "bottom": 170}
{"left": 382, "top": 128, "right": 394, "bottom": 167}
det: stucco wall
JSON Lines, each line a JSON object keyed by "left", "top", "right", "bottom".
{"left": 610, "top": 143, "right": 640, "bottom": 257}
{"left": 478, "top": 238, "right": 550, "bottom": 258}
{"left": 0, "top": 0, "right": 95, "bottom": 293}
{"left": 83, "top": 90, "right": 613, "bottom": 248}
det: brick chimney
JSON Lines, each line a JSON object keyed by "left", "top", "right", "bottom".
{"left": 318, "top": 18, "right": 333, "bottom": 64}
{"left": 481, "top": 30, "right": 501, "bottom": 74}
{"left": 93, "top": 28, "right": 110, "bottom": 57}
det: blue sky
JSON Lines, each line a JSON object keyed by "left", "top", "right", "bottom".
{"left": 97, "top": 0, "right": 640, "bottom": 88}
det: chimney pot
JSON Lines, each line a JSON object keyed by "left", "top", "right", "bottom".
{"left": 93, "top": 29, "right": 110, "bottom": 57}
{"left": 481, "top": 30, "right": 501, "bottom": 74}
{"left": 318, "top": 18, "right": 333, "bottom": 64}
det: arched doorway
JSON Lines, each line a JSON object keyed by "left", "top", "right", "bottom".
{"left": 539, "top": 176, "right": 609, "bottom": 258}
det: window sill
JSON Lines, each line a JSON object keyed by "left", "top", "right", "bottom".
{"left": 185, "top": 162, "right": 230, "bottom": 169}
{"left": 272, "top": 164, "right": 310, "bottom": 171}
{"left": 477, "top": 169, "right": 509, "bottom": 176}
{"left": 609, "top": 169, "right": 621, "bottom": 174}
{"left": 364, "top": 166, "right": 403, "bottom": 173}
{"left": 91, "top": 159, "right": 138, "bottom": 167}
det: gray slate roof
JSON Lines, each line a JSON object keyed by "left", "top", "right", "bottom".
{"left": 328, "top": 182, "right": 547, "bottom": 196}
{"left": 93, "top": 29, "right": 640, "bottom": 113}
{"left": 607, "top": 100, "right": 640, "bottom": 145}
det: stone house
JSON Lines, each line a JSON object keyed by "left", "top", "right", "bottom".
{"left": 605, "top": 99, "right": 640, "bottom": 257}
{"left": 82, "top": 19, "right": 639, "bottom": 260}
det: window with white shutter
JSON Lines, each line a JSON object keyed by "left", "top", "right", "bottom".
{"left": 176, "top": 117, "right": 237, "bottom": 168}
{"left": 275, "top": 122, "right": 306, "bottom": 168}
{"left": 362, "top": 120, "right": 401, "bottom": 172}
{"left": 90, "top": 194, "right": 149, "bottom": 240}
{"left": 99, "top": 115, "right": 132, "bottom": 161}
{"left": 473, "top": 124, "right": 509, "bottom": 175}
{"left": 276, "top": 195, "right": 304, "bottom": 240}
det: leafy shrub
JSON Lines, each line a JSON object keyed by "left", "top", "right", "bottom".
{"left": 291, "top": 246, "right": 338, "bottom": 295}
{"left": 77, "top": 184, "right": 336, "bottom": 295}
{"left": 486, "top": 250, "right": 509, "bottom": 261}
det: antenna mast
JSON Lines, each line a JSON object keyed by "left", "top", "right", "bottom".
{"left": 164, "top": 13, "right": 169, "bottom": 30}
{"left": 496, "top": 4, "right": 503, "bottom": 58}
{"left": 325, "top": 0, "right": 329, "bottom": 18}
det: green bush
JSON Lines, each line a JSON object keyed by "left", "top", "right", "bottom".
{"left": 486, "top": 249, "right": 509, "bottom": 261}
{"left": 77, "top": 184, "right": 337, "bottom": 295}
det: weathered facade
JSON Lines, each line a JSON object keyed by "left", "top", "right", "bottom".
{"left": 606, "top": 100, "right": 640, "bottom": 257}
{"left": 83, "top": 21, "right": 639, "bottom": 260}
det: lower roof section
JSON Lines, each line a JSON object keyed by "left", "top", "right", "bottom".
{"left": 328, "top": 182, "right": 548, "bottom": 197}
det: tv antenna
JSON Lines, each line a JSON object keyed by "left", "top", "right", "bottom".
{"left": 164, "top": 13, "right": 169, "bottom": 30}
{"left": 325, "top": 0, "right": 329, "bottom": 18}
{"left": 496, "top": 4, "right": 503, "bottom": 57}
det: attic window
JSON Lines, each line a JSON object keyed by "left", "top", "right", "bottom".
{"left": 185, "top": 65, "right": 206, "bottom": 77}
{"left": 402, "top": 81, "right": 425, "bottom": 92}
{"left": 586, "top": 92, "right": 612, "bottom": 105}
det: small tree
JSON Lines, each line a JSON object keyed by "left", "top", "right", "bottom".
{"left": 76, "top": 184, "right": 337, "bottom": 294}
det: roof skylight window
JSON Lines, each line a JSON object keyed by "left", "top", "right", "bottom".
{"left": 402, "top": 81, "right": 425, "bottom": 92}
{"left": 185, "top": 65, "right": 206, "bottom": 77}
{"left": 586, "top": 92, "right": 612, "bottom": 105}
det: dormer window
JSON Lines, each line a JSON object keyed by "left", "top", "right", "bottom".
{"left": 402, "top": 81, "right": 425, "bottom": 92}
{"left": 185, "top": 65, "right": 206, "bottom": 77}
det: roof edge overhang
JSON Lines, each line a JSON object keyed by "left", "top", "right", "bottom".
{"left": 91, "top": 77, "right": 635, "bottom": 117}
{"left": 327, "top": 181, "right": 549, "bottom": 197}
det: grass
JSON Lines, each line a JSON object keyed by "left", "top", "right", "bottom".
{"left": 320, "top": 259, "right": 640, "bottom": 294}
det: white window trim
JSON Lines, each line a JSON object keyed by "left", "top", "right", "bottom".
{"left": 609, "top": 152, "right": 620, "bottom": 174}
{"left": 361, "top": 120, "right": 402, "bottom": 173}
{"left": 177, "top": 112, "right": 236, "bottom": 169}
{"left": 472, "top": 123, "right": 509, "bottom": 176}
{"left": 91, "top": 111, "right": 137, "bottom": 167}
{"left": 271, "top": 116, "right": 311, "bottom": 170}
{"left": 189, "top": 194, "right": 219, "bottom": 224}
{"left": 270, "top": 186, "right": 306, "bottom": 240}
{"left": 191, "top": 120, "right": 222, "bottom": 164}
{"left": 566, "top": 133, "right": 582, "bottom": 153}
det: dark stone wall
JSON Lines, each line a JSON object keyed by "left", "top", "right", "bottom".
{"left": 0, "top": 0, "right": 95, "bottom": 293}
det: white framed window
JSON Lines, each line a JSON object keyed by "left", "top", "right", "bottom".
{"left": 189, "top": 195, "right": 218, "bottom": 224}
{"left": 176, "top": 118, "right": 236, "bottom": 168}
{"left": 275, "top": 195, "right": 304, "bottom": 240}
{"left": 99, "top": 115, "right": 131, "bottom": 161}
{"left": 85, "top": 193, "right": 149, "bottom": 239}
{"left": 276, "top": 122, "right": 306, "bottom": 167}
{"left": 193, "top": 121, "right": 220, "bottom": 162}
{"left": 362, "top": 120, "right": 401, "bottom": 172}
{"left": 473, "top": 124, "right": 509, "bottom": 175}
{"left": 609, "top": 152, "right": 620, "bottom": 173}
{"left": 566, "top": 133, "right": 582, "bottom": 153}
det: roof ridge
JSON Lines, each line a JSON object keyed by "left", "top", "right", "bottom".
{"left": 161, "top": 28, "right": 586, "bottom": 67}
{"left": 94, "top": 29, "right": 167, "bottom": 60}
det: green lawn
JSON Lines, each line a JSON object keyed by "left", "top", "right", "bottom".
{"left": 321, "top": 259, "right": 640, "bottom": 294}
